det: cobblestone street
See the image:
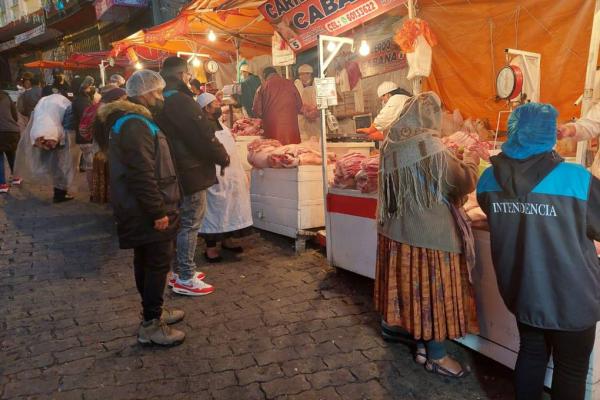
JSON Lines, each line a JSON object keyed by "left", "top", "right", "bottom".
{"left": 1, "top": 179, "right": 518, "bottom": 400}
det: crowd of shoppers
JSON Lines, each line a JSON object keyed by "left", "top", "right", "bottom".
{"left": 7, "top": 59, "right": 600, "bottom": 400}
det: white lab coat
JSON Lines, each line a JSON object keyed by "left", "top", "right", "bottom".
{"left": 566, "top": 101, "right": 600, "bottom": 177}
{"left": 373, "top": 94, "right": 410, "bottom": 132}
{"left": 199, "top": 124, "right": 253, "bottom": 234}
{"left": 568, "top": 102, "right": 600, "bottom": 141}
{"left": 295, "top": 79, "right": 321, "bottom": 141}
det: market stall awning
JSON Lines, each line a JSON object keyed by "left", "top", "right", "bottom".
{"left": 67, "top": 50, "right": 167, "bottom": 69}
{"left": 23, "top": 60, "right": 90, "bottom": 70}
{"left": 111, "top": 7, "right": 273, "bottom": 63}
{"left": 417, "top": 0, "right": 594, "bottom": 127}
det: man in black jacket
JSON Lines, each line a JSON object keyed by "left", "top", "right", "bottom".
{"left": 42, "top": 69, "right": 71, "bottom": 98}
{"left": 155, "top": 56, "right": 230, "bottom": 296}
{"left": 101, "top": 69, "right": 185, "bottom": 347}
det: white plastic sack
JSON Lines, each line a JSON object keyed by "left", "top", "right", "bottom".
{"left": 29, "top": 94, "right": 71, "bottom": 144}
{"left": 406, "top": 35, "right": 432, "bottom": 80}
{"left": 14, "top": 114, "right": 74, "bottom": 190}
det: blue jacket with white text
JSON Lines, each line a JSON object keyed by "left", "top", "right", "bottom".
{"left": 477, "top": 151, "right": 600, "bottom": 331}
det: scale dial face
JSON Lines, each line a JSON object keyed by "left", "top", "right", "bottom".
{"left": 496, "top": 66, "right": 516, "bottom": 99}
{"left": 496, "top": 65, "right": 523, "bottom": 100}
{"left": 205, "top": 60, "right": 219, "bottom": 73}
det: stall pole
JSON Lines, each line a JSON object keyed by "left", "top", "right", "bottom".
{"left": 576, "top": 0, "right": 600, "bottom": 165}
{"left": 99, "top": 61, "right": 106, "bottom": 87}
{"left": 317, "top": 35, "right": 355, "bottom": 264}
{"left": 407, "top": 0, "right": 422, "bottom": 95}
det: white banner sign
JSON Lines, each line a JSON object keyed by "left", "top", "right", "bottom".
{"left": 15, "top": 24, "right": 45, "bottom": 44}
{"left": 0, "top": 39, "right": 18, "bottom": 52}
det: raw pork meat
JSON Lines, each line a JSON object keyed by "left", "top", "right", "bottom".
{"left": 356, "top": 155, "right": 380, "bottom": 193}
{"left": 247, "top": 139, "right": 335, "bottom": 169}
{"left": 442, "top": 131, "right": 492, "bottom": 161}
{"left": 268, "top": 144, "right": 334, "bottom": 168}
{"left": 247, "top": 139, "right": 282, "bottom": 168}
{"left": 232, "top": 117, "right": 264, "bottom": 137}
{"left": 333, "top": 152, "right": 367, "bottom": 189}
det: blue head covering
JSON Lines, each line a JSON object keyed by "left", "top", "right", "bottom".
{"left": 501, "top": 102, "right": 558, "bottom": 160}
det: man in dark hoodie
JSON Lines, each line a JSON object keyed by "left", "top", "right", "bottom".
{"left": 100, "top": 69, "right": 185, "bottom": 347}
{"left": 155, "top": 56, "right": 230, "bottom": 297}
{"left": 477, "top": 103, "right": 600, "bottom": 400}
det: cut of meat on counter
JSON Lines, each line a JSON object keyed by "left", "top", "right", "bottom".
{"left": 247, "top": 138, "right": 336, "bottom": 169}
{"left": 356, "top": 155, "right": 379, "bottom": 193}
{"left": 333, "top": 152, "right": 367, "bottom": 189}
{"left": 247, "top": 138, "right": 282, "bottom": 169}
{"left": 268, "top": 144, "right": 336, "bottom": 168}
{"left": 231, "top": 117, "right": 264, "bottom": 137}
{"left": 441, "top": 131, "right": 492, "bottom": 161}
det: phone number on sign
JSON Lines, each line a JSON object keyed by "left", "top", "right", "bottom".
{"left": 326, "top": 1, "right": 379, "bottom": 31}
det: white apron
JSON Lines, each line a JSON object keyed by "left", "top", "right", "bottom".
{"left": 199, "top": 125, "right": 253, "bottom": 234}
{"left": 295, "top": 80, "right": 321, "bottom": 141}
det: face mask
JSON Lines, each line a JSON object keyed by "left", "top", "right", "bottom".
{"left": 149, "top": 100, "right": 164, "bottom": 115}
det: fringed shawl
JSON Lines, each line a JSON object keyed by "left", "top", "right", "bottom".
{"left": 378, "top": 92, "right": 449, "bottom": 223}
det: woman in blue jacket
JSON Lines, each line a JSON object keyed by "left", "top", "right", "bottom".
{"left": 477, "top": 103, "right": 600, "bottom": 400}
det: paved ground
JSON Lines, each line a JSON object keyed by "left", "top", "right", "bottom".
{"left": 0, "top": 177, "right": 520, "bottom": 400}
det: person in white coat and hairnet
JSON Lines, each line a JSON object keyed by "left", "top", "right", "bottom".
{"left": 558, "top": 102, "right": 600, "bottom": 176}
{"left": 294, "top": 64, "right": 320, "bottom": 141}
{"left": 197, "top": 92, "right": 253, "bottom": 263}
{"left": 358, "top": 81, "right": 411, "bottom": 140}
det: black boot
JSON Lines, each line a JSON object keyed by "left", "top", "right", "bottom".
{"left": 53, "top": 187, "right": 74, "bottom": 203}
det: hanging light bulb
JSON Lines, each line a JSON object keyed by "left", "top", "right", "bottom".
{"left": 208, "top": 30, "right": 216, "bottom": 42}
{"left": 358, "top": 39, "right": 370, "bottom": 56}
{"left": 192, "top": 56, "right": 201, "bottom": 68}
{"left": 327, "top": 41, "right": 336, "bottom": 52}
{"left": 134, "top": 62, "right": 143, "bottom": 70}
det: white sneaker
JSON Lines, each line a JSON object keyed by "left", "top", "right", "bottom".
{"left": 172, "top": 276, "right": 214, "bottom": 296}
{"left": 168, "top": 271, "right": 206, "bottom": 288}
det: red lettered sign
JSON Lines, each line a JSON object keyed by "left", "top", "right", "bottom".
{"left": 259, "top": 0, "right": 406, "bottom": 52}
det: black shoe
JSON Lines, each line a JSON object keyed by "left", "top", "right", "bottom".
{"left": 221, "top": 244, "right": 244, "bottom": 254}
{"left": 203, "top": 252, "right": 222, "bottom": 263}
{"left": 53, "top": 194, "right": 75, "bottom": 203}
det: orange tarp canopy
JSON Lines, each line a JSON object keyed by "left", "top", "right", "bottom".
{"left": 417, "top": 0, "right": 593, "bottom": 125}
{"left": 24, "top": 60, "right": 91, "bottom": 70}
{"left": 112, "top": 7, "right": 273, "bottom": 63}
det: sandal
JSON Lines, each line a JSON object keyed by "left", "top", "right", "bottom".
{"left": 414, "top": 348, "right": 427, "bottom": 365}
{"left": 425, "top": 359, "right": 467, "bottom": 378}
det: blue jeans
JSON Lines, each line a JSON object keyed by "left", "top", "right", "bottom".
{"left": 176, "top": 190, "right": 207, "bottom": 280}
{"left": 0, "top": 153, "right": 5, "bottom": 184}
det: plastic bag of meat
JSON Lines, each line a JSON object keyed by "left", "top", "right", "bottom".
{"left": 247, "top": 138, "right": 282, "bottom": 168}
{"left": 441, "top": 131, "right": 491, "bottom": 161}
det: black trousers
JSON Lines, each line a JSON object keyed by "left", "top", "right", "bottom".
{"left": 133, "top": 240, "right": 173, "bottom": 321}
{"left": 515, "top": 322, "right": 596, "bottom": 400}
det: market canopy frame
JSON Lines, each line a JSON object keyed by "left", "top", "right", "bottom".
{"left": 111, "top": 5, "right": 274, "bottom": 64}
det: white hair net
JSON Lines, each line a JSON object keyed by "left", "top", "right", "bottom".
{"left": 126, "top": 70, "right": 166, "bottom": 97}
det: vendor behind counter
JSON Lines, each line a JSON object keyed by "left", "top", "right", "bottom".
{"left": 252, "top": 67, "right": 302, "bottom": 145}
